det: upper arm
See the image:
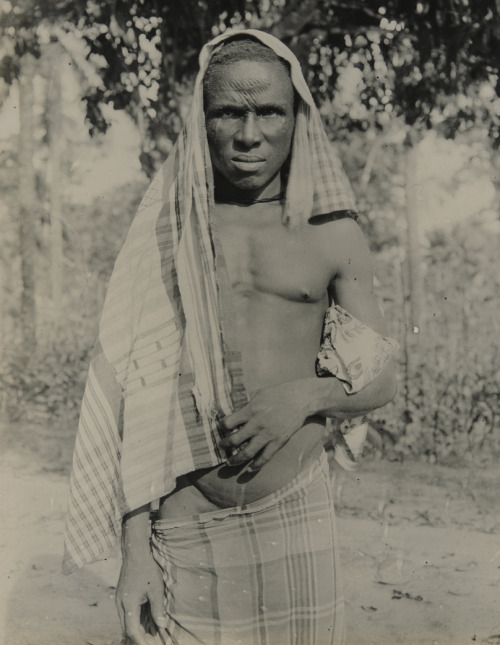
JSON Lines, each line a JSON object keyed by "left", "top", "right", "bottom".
{"left": 325, "top": 218, "right": 387, "bottom": 336}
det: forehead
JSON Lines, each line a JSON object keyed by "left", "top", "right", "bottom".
{"left": 204, "top": 60, "right": 294, "bottom": 108}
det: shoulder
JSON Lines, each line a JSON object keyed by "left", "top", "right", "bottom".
{"left": 309, "top": 211, "right": 363, "bottom": 242}
{"left": 308, "top": 213, "right": 371, "bottom": 270}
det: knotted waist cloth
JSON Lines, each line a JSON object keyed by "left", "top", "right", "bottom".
{"left": 150, "top": 452, "right": 345, "bottom": 645}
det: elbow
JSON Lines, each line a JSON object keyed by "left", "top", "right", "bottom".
{"left": 375, "top": 361, "right": 398, "bottom": 408}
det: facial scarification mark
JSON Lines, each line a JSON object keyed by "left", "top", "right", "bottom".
{"left": 203, "top": 36, "right": 291, "bottom": 102}
{"left": 204, "top": 65, "right": 282, "bottom": 112}
{"left": 204, "top": 58, "right": 295, "bottom": 197}
{"left": 205, "top": 86, "right": 275, "bottom": 114}
{"left": 209, "top": 74, "right": 272, "bottom": 93}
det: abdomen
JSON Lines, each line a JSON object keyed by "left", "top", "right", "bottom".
{"left": 187, "top": 418, "right": 326, "bottom": 508}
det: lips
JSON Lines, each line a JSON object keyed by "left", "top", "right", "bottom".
{"left": 231, "top": 155, "right": 266, "bottom": 172}
{"left": 232, "top": 155, "right": 265, "bottom": 162}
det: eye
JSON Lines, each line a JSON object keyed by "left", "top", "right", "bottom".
{"left": 211, "top": 107, "right": 243, "bottom": 119}
{"left": 258, "top": 106, "right": 285, "bottom": 117}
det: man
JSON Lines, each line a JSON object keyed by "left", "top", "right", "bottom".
{"left": 64, "top": 30, "right": 397, "bottom": 645}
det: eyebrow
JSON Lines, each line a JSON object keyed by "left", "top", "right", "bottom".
{"left": 206, "top": 102, "right": 288, "bottom": 114}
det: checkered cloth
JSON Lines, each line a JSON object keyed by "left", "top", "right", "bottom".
{"left": 150, "top": 452, "right": 345, "bottom": 645}
{"left": 63, "top": 29, "right": 359, "bottom": 574}
{"left": 317, "top": 306, "right": 399, "bottom": 470}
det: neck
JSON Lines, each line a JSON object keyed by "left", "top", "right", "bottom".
{"left": 215, "top": 192, "right": 285, "bottom": 206}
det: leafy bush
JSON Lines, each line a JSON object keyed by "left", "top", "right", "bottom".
{"left": 1, "top": 339, "right": 91, "bottom": 424}
{"left": 0, "top": 180, "right": 147, "bottom": 425}
{"left": 369, "top": 214, "right": 500, "bottom": 461}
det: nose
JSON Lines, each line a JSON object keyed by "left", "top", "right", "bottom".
{"left": 235, "top": 113, "right": 262, "bottom": 147}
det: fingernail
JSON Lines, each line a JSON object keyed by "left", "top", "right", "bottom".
{"left": 155, "top": 616, "right": 168, "bottom": 627}
{"left": 238, "top": 460, "right": 254, "bottom": 475}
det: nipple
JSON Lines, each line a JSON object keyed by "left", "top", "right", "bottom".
{"left": 301, "top": 290, "right": 313, "bottom": 302}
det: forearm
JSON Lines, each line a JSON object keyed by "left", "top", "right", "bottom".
{"left": 121, "top": 504, "right": 152, "bottom": 558}
{"left": 299, "top": 359, "right": 397, "bottom": 420}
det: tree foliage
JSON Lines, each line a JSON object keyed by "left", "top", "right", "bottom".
{"left": 303, "top": 1, "right": 500, "bottom": 126}
{"left": 57, "top": 0, "right": 500, "bottom": 174}
{"left": 3, "top": 1, "right": 498, "bottom": 171}
{"left": 70, "top": 0, "right": 263, "bottom": 173}
{"left": 0, "top": 1, "right": 82, "bottom": 81}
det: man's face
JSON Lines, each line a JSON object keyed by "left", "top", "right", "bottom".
{"left": 204, "top": 60, "right": 296, "bottom": 196}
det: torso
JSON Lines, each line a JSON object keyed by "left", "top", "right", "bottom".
{"left": 160, "top": 201, "right": 338, "bottom": 518}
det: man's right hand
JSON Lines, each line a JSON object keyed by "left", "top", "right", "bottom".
{"left": 116, "top": 547, "right": 168, "bottom": 644}
{"left": 117, "top": 505, "right": 169, "bottom": 645}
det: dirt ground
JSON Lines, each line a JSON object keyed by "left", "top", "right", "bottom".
{"left": 1, "top": 421, "right": 499, "bottom": 645}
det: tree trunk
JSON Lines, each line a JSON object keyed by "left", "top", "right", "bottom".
{"left": 18, "top": 52, "right": 37, "bottom": 354}
{"left": 403, "top": 142, "right": 425, "bottom": 410}
{"left": 405, "top": 144, "right": 425, "bottom": 337}
{"left": 47, "top": 44, "right": 64, "bottom": 310}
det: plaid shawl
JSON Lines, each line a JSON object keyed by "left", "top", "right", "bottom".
{"left": 63, "top": 29, "right": 357, "bottom": 574}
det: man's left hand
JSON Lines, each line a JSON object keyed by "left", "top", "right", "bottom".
{"left": 219, "top": 381, "right": 310, "bottom": 470}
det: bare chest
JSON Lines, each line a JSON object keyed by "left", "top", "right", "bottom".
{"left": 214, "top": 209, "right": 333, "bottom": 304}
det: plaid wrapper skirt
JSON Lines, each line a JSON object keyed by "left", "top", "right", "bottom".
{"left": 150, "top": 452, "right": 345, "bottom": 645}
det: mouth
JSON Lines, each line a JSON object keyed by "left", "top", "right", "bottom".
{"left": 233, "top": 155, "right": 265, "bottom": 162}
{"left": 231, "top": 155, "right": 266, "bottom": 172}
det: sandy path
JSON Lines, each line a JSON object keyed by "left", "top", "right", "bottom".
{"left": 1, "top": 423, "right": 499, "bottom": 645}
{"left": 342, "top": 518, "right": 500, "bottom": 644}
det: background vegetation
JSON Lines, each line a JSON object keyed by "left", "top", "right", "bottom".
{"left": 1, "top": 0, "right": 499, "bottom": 462}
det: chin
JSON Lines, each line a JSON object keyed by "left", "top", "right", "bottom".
{"left": 213, "top": 162, "right": 282, "bottom": 196}
{"left": 230, "top": 171, "right": 278, "bottom": 193}
{"left": 233, "top": 178, "right": 267, "bottom": 191}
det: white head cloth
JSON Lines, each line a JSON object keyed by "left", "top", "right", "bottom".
{"left": 199, "top": 29, "right": 356, "bottom": 227}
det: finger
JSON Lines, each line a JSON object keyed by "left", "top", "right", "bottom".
{"left": 219, "top": 405, "right": 250, "bottom": 431}
{"left": 227, "top": 434, "right": 269, "bottom": 465}
{"left": 124, "top": 603, "right": 151, "bottom": 645}
{"left": 219, "top": 423, "right": 259, "bottom": 449}
{"left": 237, "top": 457, "right": 258, "bottom": 476}
{"left": 116, "top": 598, "right": 126, "bottom": 635}
{"left": 148, "top": 589, "right": 168, "bottom": 633}
{"left": 155, "top": 627, "right": 170, "bottom": 645}
{"left": 247, "top": 441, "right": 280, "bottom": 470}
{"left": 152, "top": 632, "right": 169, "bottom": 645}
